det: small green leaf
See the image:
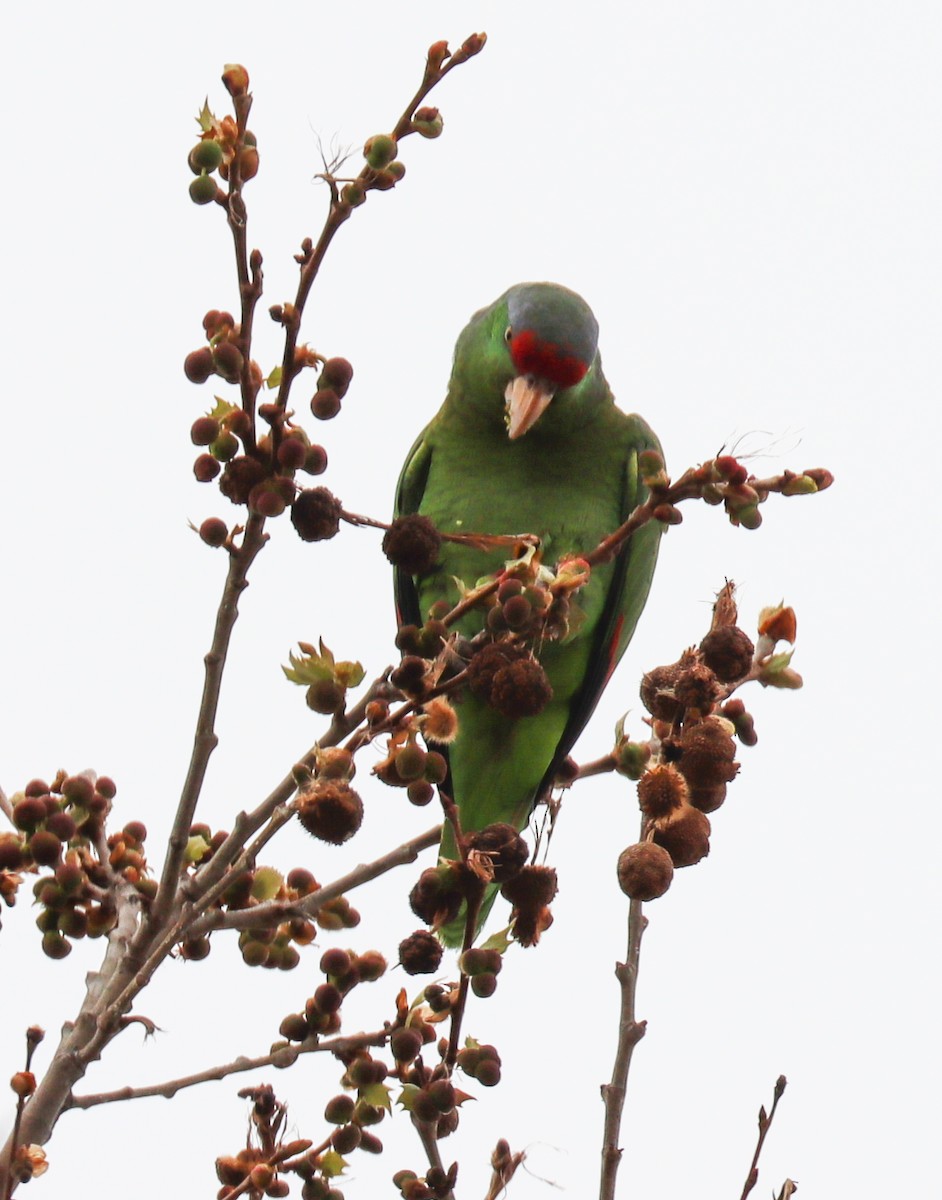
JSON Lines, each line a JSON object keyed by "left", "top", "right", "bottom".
{"left": 196, "top": 98, "right": 215, "bottom": 132}
{"left": 209, "top": 396, "right": 238, "bottom": 422}
{"left": 480, "top": 926, "right": 512, "bottom": 954}
{"left": 335, "top": 660, "right": 366, "bottom": 688}
{"left": 184, "top": 834, "right": 210, "bottom": 864}
{"left": 320, "top": 1150, "right": 347, "bottom": 1179}
{"left": 251, "top": 866, "right": 284, "bottom": 901}
{"left": 614, "top": 713, "right": 627, "bottom": 742}
{"left": 266, "top": 366, "right": 283, "bottom": 390}
{"left": 397, "top": 1083, "right": 421, "bottom": 1113}
{"left": 359, "top": 1082, "right": 392, "bottom": 1111}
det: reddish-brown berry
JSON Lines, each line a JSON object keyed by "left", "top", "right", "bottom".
{"left": 199, "top": 517, "right": 228, "bottom": 547}
{"left": 184, "top": 347, "right": 215, "bottom": 383}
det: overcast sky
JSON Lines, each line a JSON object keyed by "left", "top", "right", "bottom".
{"left": 1, "top": 3, "right": 939, "bottom": 1197}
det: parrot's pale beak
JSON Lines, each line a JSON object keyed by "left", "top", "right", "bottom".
{"left": 505, "top": 375, "right": 555, "bottom": 440}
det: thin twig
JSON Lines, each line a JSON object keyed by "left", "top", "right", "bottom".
{"left": 740, "top": 1075, "right": 788, "bottom": 1200}
{"left": 0, "top": 785, "right": 14, "bottom": 825}
{"left": 190, "top": 823, "right": 441, "bottom": 936}
{"left": 66, "top": 1029, "right": 390, "bottom": 1110}
{"left": 149, "top": 513, "right": 269, "bottom": 932}
{"left": 599, "top": 822, "right": 649, "bottom": 1200}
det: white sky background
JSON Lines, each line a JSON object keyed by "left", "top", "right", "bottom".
{"left": 1, "top": 2, "right": 939, "bottom": 1197}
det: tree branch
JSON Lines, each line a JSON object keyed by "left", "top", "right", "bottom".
{"left": 599, "top": 860, "right": 649, "bottom": 1200}
{"left": 740, "top": 1075, "right": 788, "bottom": 1200}
{"left": 66, "top": 1029, "right": 390, "bottom": 1110}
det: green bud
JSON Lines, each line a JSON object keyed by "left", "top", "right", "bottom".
{"left": 189, "top": 139, "right": 224, "bottom": 174}
{"left": 363, "top": 134, "right": 397, "bottom": 169}
{"left": 189, "top": 174, "right": 218, "bottom": 205}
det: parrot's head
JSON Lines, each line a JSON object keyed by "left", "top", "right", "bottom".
{"left": 502, "top": 283, "right": 600, "bottom": 439}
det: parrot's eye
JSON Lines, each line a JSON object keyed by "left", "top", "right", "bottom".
{"left": 504, "top": 326, "right": 513, "bottom": 343}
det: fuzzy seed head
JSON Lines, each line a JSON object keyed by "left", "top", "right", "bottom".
{"left": 699, "top": 626, "right": 755, "bottom": 682}
{"left": 296, "top": 781, "right": 363, "bottom": 845}
{"left": 291, "top": 487, "right": 342, "bottom": 542}
{"left": 399, "top": 930, "right": 443, "bottom": 975}
{"left": 637, "top": 764, "right": 688, "bottom": 820}
{"left": 383, "top": 515, "right": 442, "bottom": 575}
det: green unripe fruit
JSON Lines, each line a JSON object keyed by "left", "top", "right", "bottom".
{"left": 279, "top": 1012, "right": 310, "bottom": 1042}
{"left": 412, "top": 106, "right": 444, "bottom": 138}
{"left": 42, "top": 930, "right": 72, "bottom": 960}
{"left": 341, "top": 182, "right": 366, "bottom": 207}
{"left": 189, "top": 139, "right": 224, "bottom": 173}
{"left": 394, "top": 744, "right": 427, "bottom": 782}
{"left": 241, "top": 940, "right": 269, "bottom": 967}
{"left": 210, "top": 431, "right": 239, "bottom": 462}
{"left": 423, "top": 752, "right": 448, "bottom": 785}
{"left": 189, "top": 174, "right": 218, "bottom": 205}
{"left": 386, "top": 160, "right": 406, "bottom": 182}
{"left": 363, "top": 134, "right": 397, "bottom": 169}
{"left": 305, "top": 677, "right": 345, "bottom": 715}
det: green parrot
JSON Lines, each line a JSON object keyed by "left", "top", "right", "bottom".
{"left": 394, "top": 282, "right": 662, "bottom": 941}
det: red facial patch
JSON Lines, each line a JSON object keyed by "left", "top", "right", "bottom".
{"left": 509, "top": 330, "right": 589, "bottom": 389}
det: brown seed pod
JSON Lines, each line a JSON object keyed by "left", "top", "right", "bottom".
{"left": 399, "top": 930, "right": 443, "bottom": 975}
{"left": 639, "top": 660, "right": 686, "bottom": 722}
{"left": 687, "top": 784, "right": 728, "bottom": 813}
{"left": 674, "top": 662, "right": 721, "bottom": 716}
{"left": 219, "top": 455, "right": 266, "bottom": 504}
{"left": 676, "top": 717, "right": 740, "bottom": 790}
{"left": 489, "top": 658, "right": 553, "bottom": 718}
{"left": 616, "top": 842, "right": 674, "bottom": 900}
{"left": 653, "top": 806, "right": 711, "bottom": 867}
{"left": 290, "top": 487, "right": 343, "bottom": 542}
{"left": 500, "top": 864, "right": 558, "bottom": 909}
{"left": 383, "top": 515, "right": 442, "bottom": 575}
{"left": 465, "top": 823, "right": 528, "bottom": 882}
{"left": 699, "top": 626, "right": 755, "bottom": 681}
{"left": 637, "top": 764, "right": 688, "bottom": 820}
{"left": 296, "top": 781, "right": 363, "bottom": 845}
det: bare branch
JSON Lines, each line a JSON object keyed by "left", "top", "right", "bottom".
{"left": 599, "top": 828, "right": 649, "bottom": 1200}
{"left": 740, "top": 1075, "right": 789, "bottom": 1200}
{"left": 67, "top": 1029, "right": 390, "bottom": 1110}
{"left": 190, "top": 823, "right": 441, "bottom": 936}
{"left": 149, "top": 514, "right": 269, "bottom": 931}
